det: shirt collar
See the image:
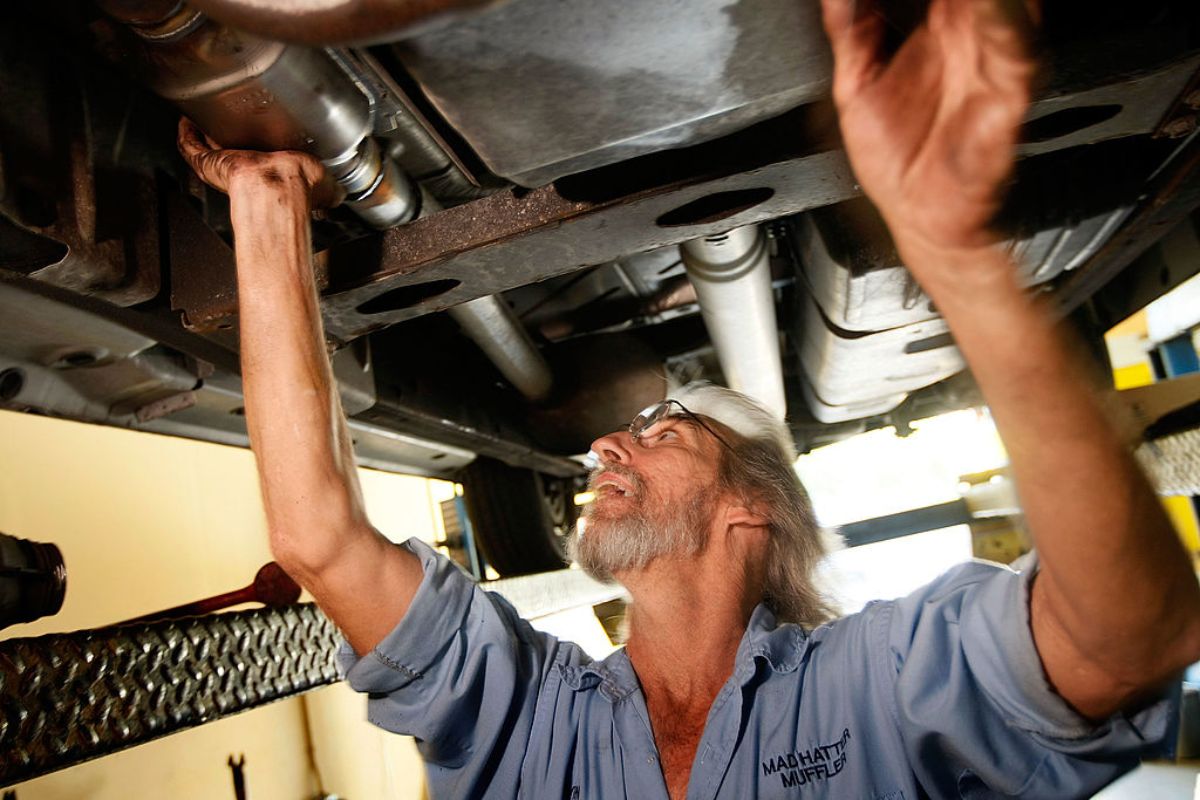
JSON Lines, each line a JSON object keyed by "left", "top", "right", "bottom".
{"left": 738, "top": 603, "right": 809, "bottom": 675}
{"left": 560, "top": 648, "right": 640, "bottom": 701}
{"left": 559, "top": 603, "right": 809, "bottom": 701}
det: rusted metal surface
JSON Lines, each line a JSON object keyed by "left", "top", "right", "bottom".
{"left": 0, "top": 18, "right": 161, "bottom": 307}
{"left": 171, "top": 143, "right": 856, "bottom": 335}
{"left": 161, "top": 52, "right": 1200, "bottom": 341}
{"left": 1154, "top": 59, "right": 1200, "bottom": 140}
{"left": 22, "top": 139, "right": 161, "bottom": 308}
{"left": 167, "top": 193, "right": 241, "bottom": 332}
{"left": 0, "top": 604, "right": 340, "bottom": 786}
{"left": 317, "top": 146, "right": 859, "bottom": 342}
{"left": 167, "top": 192, "right": 332, "bottom": 333}
{"left": 186, "top": 0, "right": 503, "bottom": 46}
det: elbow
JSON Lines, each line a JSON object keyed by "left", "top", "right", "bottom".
{"left": 1090, "top": 586, "right": 1200, "bottom": 715}
{"left": 270, "top": 521, "right": 353, "bottom": 569}
{"left": 1101, "top": 588, "right": 1200, "bottom": 691}
{"left": 1033, "top": 573, "right": 1199, "bottom": 719}
{"left": 265, "top": 489, "right": 371, "bottom": 583}
{"left": 268, "top": 535, "right": 329, "bottom": 585}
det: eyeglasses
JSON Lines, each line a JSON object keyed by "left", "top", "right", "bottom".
{"left": 628, "top": 399, "right": 735, "bottom": 452}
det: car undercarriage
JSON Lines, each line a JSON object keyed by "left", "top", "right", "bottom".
{"left": 2, "top": 0, "right": 1199, "bottom": 575}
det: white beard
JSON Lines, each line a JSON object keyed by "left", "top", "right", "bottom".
{"left": 568, "top": 483, "right": 715, "bottom": 582}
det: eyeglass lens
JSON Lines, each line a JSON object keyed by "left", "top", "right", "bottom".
{"left": 629, "top": 401, "right": 672, "bottom": 439}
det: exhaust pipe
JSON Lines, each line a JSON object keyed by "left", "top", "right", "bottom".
{"left": 420, "top": 196, "right": 552, "bottom": 402}
{"left": 98, "top": 4, "right": 418, "bottom": 229}
{"left": 448, "top": 297, "right": 552, "bottom": 402}
{"left": 99, "top": 4, "right": 554, "bottom": 403}
{"left": 681, "top": 225, "right": 787, "bottom": 418}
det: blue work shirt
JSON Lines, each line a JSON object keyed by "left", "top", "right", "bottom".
{"left": 339, "top": 539, "right": 1176, "bottom": 799}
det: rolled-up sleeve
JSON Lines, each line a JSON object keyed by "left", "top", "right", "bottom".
{"left": 881, "top": 556, "right": 1178, "bottom": 798}
{"left": 337, "top": 538, "right": 580, "bottom": 796}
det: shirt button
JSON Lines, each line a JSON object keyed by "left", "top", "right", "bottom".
{"left": 647, "top": 756, "right": 656, "bottom": 764}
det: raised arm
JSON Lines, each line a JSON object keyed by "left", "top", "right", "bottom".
{"left": 178, "top": 119, "right": 423, "bottom": 655}
{"left": 820, "top": 0, "right": 1200, "bottom": 719}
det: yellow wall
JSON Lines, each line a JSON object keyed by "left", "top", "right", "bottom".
{"left": 0, "top": 410, "right": 430, "bottom": 799}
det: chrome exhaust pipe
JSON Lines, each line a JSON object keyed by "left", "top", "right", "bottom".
{"left": 101, "top": 6, "right": 554, "bottom": 402}
{"left": 99, "top": 6, "right": 418, "bottom": 229}
{"left": 681, "top": 225, "right": 787, "bottom": 418}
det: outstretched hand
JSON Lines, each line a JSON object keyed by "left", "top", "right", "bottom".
{"left": 176, "top": 118, "right": 342, "bottom": 209}
{"left": 820, "top": 0, "right": 1038, "bottom": 281}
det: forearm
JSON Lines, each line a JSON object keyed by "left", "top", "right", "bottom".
{"left": 228, "top": 173, "right": 422, "bottom": 653}
{"left": 229, "top": 175, "right": 365, "bottom": 559}
{"left": 815, "top": 0, "right": 1193, "bottom": 719}
{"left": 909, "top": 241, "right": 1200, "bottom": 715}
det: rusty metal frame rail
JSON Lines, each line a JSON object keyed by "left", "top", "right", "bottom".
{"left": 160, "top": 52, "right": 1200, "bottom": 342}
{"left": 0, "top": 603, "right": 340, "bottom": 787}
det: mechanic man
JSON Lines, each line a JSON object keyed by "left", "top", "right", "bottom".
{"left": 178, "top": 0, "right": 1200, "bottom": 797}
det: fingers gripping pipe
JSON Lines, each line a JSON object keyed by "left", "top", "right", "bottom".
{"left": 101, "top": 6, "right": 553, "bottom": 402}
{"left": 681, "top": 226, "right": 788, "bottom": 418}
{"left": 101, "top": 6, "right": 419, "bottom": 229}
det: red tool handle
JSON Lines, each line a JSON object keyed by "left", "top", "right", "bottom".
{"left": 121, "top": 562, "right": 300, "bottom": 625}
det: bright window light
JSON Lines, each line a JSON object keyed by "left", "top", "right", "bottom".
{"left": 797, "top": 409, "right": 1010, "bottom": 615}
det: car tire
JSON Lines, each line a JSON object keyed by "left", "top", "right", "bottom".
{"left": 460, "top": 456, "right": 578, "bottom": 576}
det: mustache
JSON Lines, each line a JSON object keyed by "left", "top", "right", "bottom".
{"left": 587, "top": 462, "right": 645, "bottom": 494}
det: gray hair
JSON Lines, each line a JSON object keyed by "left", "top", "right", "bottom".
{"left": 672, "top": 383, "right": 838, "bottom": 627}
